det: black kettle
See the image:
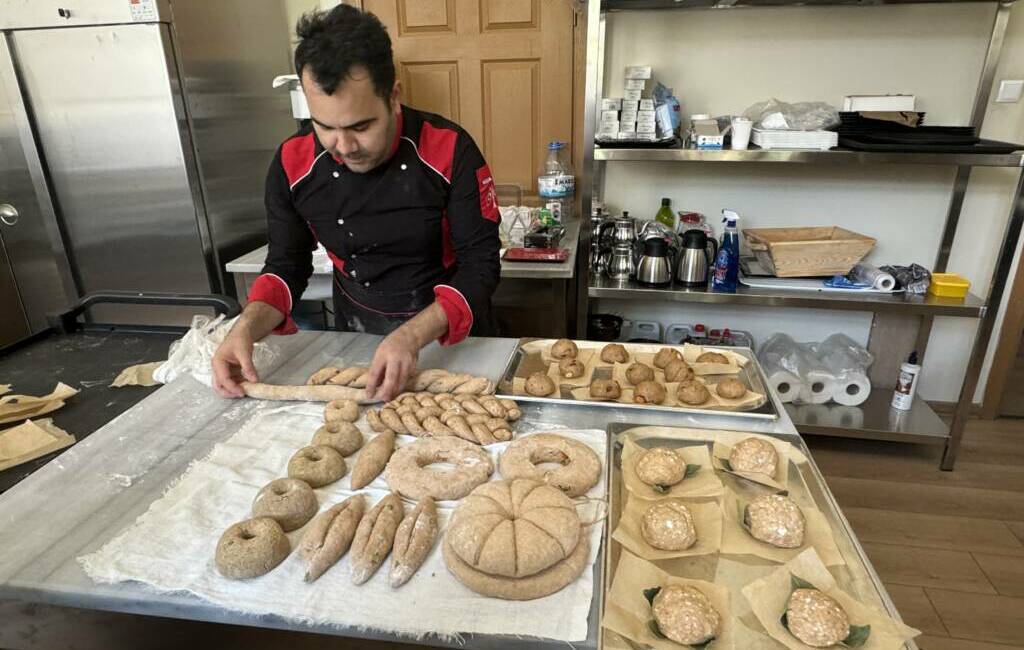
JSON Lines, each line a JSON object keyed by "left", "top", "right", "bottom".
{"left": 677, "top": 229, "right": 718, "bottom": 287}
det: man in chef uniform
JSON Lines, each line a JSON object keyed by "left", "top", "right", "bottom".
{"left": 213, "top": 5, "right": 501, "bottom": 401}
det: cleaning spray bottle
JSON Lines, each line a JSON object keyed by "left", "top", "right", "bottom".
{"left": 711, "top": 209, "right": 741, "bottom": 293}
{"left": 891, "top": 351, "right": 921, "bottom": 411}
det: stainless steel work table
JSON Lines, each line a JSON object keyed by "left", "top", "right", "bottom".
{"left": 0, "top": 332, "right": 907, "bottom": 648}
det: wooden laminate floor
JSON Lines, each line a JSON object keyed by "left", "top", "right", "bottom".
{"left": 805, "top": 417, "right": 1024, "bottom": 650}
{"left": 1, "top": 419, "right": 1022, "bottom": 650}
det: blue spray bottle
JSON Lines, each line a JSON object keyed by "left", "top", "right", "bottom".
{"left": 711, "top": 209, "right": 740, "bottom": 293}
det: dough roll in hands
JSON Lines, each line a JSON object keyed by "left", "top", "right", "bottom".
{"left": 241, "top": 382, "right": 370, "bottom": 403}
{"left": 307, "top": 366, "right": 496, "bottom": 396}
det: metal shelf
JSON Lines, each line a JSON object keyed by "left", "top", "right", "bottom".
{"left": 589, "top": 275, "right": 986, "bottom": 317}
{"left": 594, "top": 146, "right": 1024, "bottom": 167}
{"left": 605, "top": 0, "right": 1012, "bottom": 10}
{"left": 787, "top": 392, "right": 949, "bottom": 444}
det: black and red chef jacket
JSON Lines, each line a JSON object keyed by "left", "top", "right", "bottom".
{"left": 247, "top": 105, "right": 501, "bottom": 345}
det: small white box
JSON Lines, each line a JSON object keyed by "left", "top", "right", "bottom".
{"left": 620, "top": 110, "right": 638, "bottom": 123}
{"left": 600, "top": 110, "right": 620, "bottom": 123}
{"left": 619, "top": 123, "right": 637, "bottom": 133}
{"left": 842, "top": 94, "right": 916, "bottom": 112}
{"left": 624, "top": 65, "right": 652, "bottom": 79}
{"left": 636, "top": 132, "right": 659, "bottom": 141}
{"left": 617, "top": 131, "right": 638, "bottom": 140}
{"left": 597, "top": 121, "right": 619, "bottom": 135}
{"left": 637, "top": 122, "right": 657, "bottom": 134}
{"left": 623, "top": 89, "right": 642, "bottom": 101}
{"left": 621, "top": 99, "right": 639, "bottom": 112}
{"left": 639, "top": 99, "right": 655, "bottom": 111}
{"left": 600, "top": 98, "right": 622, "bottom": 111}
{"left": 637, "top": 109, "right": 656, "bottom": 121}
{"left": 625, "top": 79, "right": 646, "bottom": 90}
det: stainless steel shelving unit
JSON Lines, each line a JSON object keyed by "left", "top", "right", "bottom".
{"left": 575, "top": 0, "right": 1024, "bottom": 469}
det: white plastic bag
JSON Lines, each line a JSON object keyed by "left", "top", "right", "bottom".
{"left": 152, "top": 315, "right": 278, "bottom": 387}
{"left": 742, "top": 98, "right": 840, "bottom": 131}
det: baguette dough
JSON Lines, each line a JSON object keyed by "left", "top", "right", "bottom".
{"left": 215, "top": 517, "right": 290, "bottom": 579}
{"left": 350, "top": 492, "right": 404, "bottom": 585}
{"left": 251, "top": 478, "right": 318, "bottom": 532}
{"left": 351, "top": 431, "right": 395, "bottom": 489}
{"left": 299, "top": 494, "right": 365, "bottom": 582}
{"left": 389, "top": 496, "right": 439, "bottom": 588}
{"left": 498, "top": 433, "right": 602, "bottom": 497}
{"left": 287, "top": 445, "right": 346, "bottom": 488}
{"left": 384, "top": 436, "right": 493, "bottom": 501}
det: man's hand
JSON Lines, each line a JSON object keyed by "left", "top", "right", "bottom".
{"left": 212, "top": 325, "right": 259, "bottom": 398}
{"left": 363, "top": 302, "right": 450, "bottom": 402}
{"left": 211, "top": 302, "right": 287, "bottom": 398}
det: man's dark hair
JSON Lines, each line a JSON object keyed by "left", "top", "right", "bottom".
{"left": 294, "top": 5, "right": 395, "bottom": 100}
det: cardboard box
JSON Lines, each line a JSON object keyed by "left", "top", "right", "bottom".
{"left": 601, "top": 98, "right": 623, "bottom": 111}
{"left": 694, "top": 119, "right": 724, "bottom": 149}
{"left": 624, "top": 65, "right": 652, "bottom": 79}
{"left": 600, "top": 109, "right": 620, "bottom": 123}
{"left": 623, "top": 89, "right": 642, "bottom": 101}
{"left": 621, "top": 99, "right": 639, "bottom": 112}
{"left": 625, "top": 79, "right": 646, "bottom": 90}
{"left": 639, "top": 98, "right": 655, "bottom": 111}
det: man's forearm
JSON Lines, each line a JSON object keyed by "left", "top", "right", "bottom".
{"left": 390, "top": 302, "right": 449, "bottom": 349}
{"left": 235, "top": 301, "right": 287, "bottom": 342}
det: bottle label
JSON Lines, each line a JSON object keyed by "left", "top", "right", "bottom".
{"left": 538, "top": 174, "right": 575, "bottom": 198}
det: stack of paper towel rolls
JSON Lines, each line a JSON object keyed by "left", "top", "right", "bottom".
{"left": 758, "top": 333, "right": 872, "bottom": 407}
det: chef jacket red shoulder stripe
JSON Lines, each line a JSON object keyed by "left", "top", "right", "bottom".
{"left": 280, "top": 133, "right": 319, "bottom": 189}
{"left": 416, "top": 122, "right": 457, "bottom": 183}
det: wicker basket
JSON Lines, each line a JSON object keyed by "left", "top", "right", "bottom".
{"left": 743, "top": 227, "right": 876, "bottom": 277}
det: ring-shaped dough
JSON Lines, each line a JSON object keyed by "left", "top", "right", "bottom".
{"left": 287, "top": 445, "right": 347, "bottom": 488}
{"left": 498, "top": 433, "right": 602, "bottom": 497}
{"left": 252, "top": 478, "right": 318, "bottom": 531}
{"left": 312, "top": 421, "right": 363, "bottom": 456}
{"left": 384, "top": 437, "right": 494, "bottom": 501}
{"left": 215, "top": 517, "right": 290, "bottom": 579}
{"left": 324, "top": 398, "right": 359, "bottom": 423}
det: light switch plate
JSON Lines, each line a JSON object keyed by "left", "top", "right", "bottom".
{"left": 996, "top": 80, "right": 1024, "bottom": 103}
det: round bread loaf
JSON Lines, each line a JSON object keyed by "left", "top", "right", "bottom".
{"left": 550, "top": 338, "right": 578, "bottom": 360}
{"left": 635, "top": 447, "right": 687, "bottom": 487}
{"left": 600, "top": 343, "right": 628, "bottom": 364}
{"left": 786, "top": 588, "right": 851, "bottom": 647}
{"left": 745, "top": 493, "right": 805, "bottom": 548}
{"left": 729, "top": 437, "right": 779, "bottom": 477}
{"left": 652, "top": 584, "right": 721, "bottom": 646}
{"left": 641, "top": 501, "right": 697, "bottom": 551}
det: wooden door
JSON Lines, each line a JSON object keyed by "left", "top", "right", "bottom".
{"left": 362, "top": 0, "right": 577, "bottom": 203}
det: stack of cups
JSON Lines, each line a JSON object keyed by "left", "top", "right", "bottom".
{"left": 731, "top": 117, "right": 753, "bottom": 150}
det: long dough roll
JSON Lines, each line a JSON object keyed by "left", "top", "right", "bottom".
{"left": 240, "top": 382, "right": 372, "bottom": 404}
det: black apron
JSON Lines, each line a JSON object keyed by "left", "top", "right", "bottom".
{"left": 332, "top": 272, "right": 436, "bottom": 335}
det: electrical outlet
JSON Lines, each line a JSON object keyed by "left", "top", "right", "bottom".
{"left": 996, "top": 80, "right": 1024, "bottom": 103}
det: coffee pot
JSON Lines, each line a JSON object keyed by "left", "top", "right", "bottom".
{"left": 605, "top": 242, "right": 636, "bottom": 280}
{"left": 636, "top": 237, "right": 672, "bottom": 286}
{"left": 677, "top": 229, "right": 718, "bottom": 287}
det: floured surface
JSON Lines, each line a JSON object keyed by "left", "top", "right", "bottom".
{"left": 79, "top": 402, "right": 606, "bottom": 643}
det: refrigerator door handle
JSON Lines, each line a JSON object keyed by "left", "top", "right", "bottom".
{"left": 0, "top": 204, "right": 18, "bottom": 226}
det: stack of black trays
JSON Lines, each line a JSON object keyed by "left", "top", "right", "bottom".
{"left": 838, "top": 112, "right": 1021, "bottom": 153}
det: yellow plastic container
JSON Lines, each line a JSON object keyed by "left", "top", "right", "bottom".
{"left": 928, "top": 273, "right": 971, "bottom": 298}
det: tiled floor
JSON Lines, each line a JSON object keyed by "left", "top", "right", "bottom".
{"left": 805, "top": 418, "right": 1024, "bottom": 650}
{"left": 1, "top": 419, "right": 1022, "bottom": 649}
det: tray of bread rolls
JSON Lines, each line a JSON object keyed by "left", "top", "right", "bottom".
{"left": 496, "top": 338, "right": 779, "bottom": 421}
{"left": 599, "top": 424, "right": 920, "bottom": 650}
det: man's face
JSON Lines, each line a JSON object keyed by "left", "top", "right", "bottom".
{"left": 302, "top": 66, "right": 400, "bottom": 173}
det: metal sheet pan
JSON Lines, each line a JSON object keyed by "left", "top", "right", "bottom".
{"left": 496, "top": 338, "right": 779, "bottom": 421}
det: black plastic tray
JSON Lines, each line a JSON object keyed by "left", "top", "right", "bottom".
{"left": 838, "top": 136, "right": 1023, "bottom": 154}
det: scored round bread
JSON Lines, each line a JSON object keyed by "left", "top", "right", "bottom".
{"left": 446, "top": 478, "right": 581, "bottom": 579}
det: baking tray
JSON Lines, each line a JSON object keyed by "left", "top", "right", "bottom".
{"left": 496, "top": 338, "right": 779, "bottom": 421}
{"left": 599, "top": 423, "right": 918, "bottom": 650}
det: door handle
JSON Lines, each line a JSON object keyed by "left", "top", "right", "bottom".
{"left": 0, "top": 204, "right": 18, "bottom": 226}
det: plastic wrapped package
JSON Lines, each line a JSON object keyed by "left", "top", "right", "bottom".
{"left": 152, "top": 314, "right": 278, "bottom": 387}
{"left": 741, "top": 98, "right": 840, "bottom": 131}
{"left": 813, "top": 334, "right": 873, "bottom": 406}
{"left": 759, "top": 333, "right": 873, "bottom": 406}
{"left": 880, "top": 263, "right": 931, "bottom": 295}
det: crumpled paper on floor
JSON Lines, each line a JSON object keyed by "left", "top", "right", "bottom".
{"left": 0, "top": 383, "right": 78, "bottom": 425}
{"left": 111, "top": 362, "right": 163, "bottom": 388}
{"left": 0, "top": 418, "right": 76, "bottom": 471}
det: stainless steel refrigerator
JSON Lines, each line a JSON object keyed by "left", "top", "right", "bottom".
{"left": 0, "top": 0, "right": 295, "bottom": 347}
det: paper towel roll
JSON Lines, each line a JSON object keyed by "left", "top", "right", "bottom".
{"left": 832, "top": 372, "right": 871, "bottom": 406}
{"left": 851, "top": 263, "right": 896, "bottom": 292}
{"left": 766, "top": 370, "right": 801, "bottom": 403}
{"left": 799, "top": 370, "right": 837, "bottom": 405}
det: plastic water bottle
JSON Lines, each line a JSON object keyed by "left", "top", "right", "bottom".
{"left": 538, "top": 141, "right": 575, "bottom": 221}
{"left": 711, "top": 209, "right": 741, "bottom": 293}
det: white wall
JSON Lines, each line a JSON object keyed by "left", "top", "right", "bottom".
{"left": 595, "top": 3, "right": 1024, "bottom": 403}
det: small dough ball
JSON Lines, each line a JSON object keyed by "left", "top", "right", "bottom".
{"left": 625, "top": 362, "right": 655, "bottom": 385}
{"left": 287, "top": 445, "right": 347, "bottom": 488}
{"left": 525, "top": 371, "right": 556, "bottom": 397}
{"left": 716, "top": 377, "right": 747, "bottom": 400}
{"left": 589, "top": 378, "right": 621, "bottom": 400}
{"left": 633, "top": 380, "right": 667, "bottom": 405}
{"left": 786, "top": 588, "right": 851, "bottom": 647}
{"left": 663, "top": 359, "right": 694, "bottom": 383}
{"left": 252, "top": 478, "right": 318, "bottom": 531}
{"left": 558, "top": 357, "right": 586, "bottom": 379}
{"left": 745, "top": 493, "right": 806, "bottom": 548}
{"left": 652, "top": 584, "right": 722, "bottom": 646}
{"left": 642, "top": 501, "right": 697, "bottom": 551}
{"left": 729, "top": 437, "right": 779, "bottom": 477}
{"left": 215, "top": 517, "right": 290, "bottom": 579}
{"left": 677, "top": 380, "right": 711, "bottom": 406}
{"left": 653, "top": 347, "right": 683, "bottom": 369}
{"left": 550, "top": 338, "right": 578, "bottom": 360}
{"left": 635, "top": 447, "right": 686, "bottom": 487}
{"left": 696, "top": 351, "right": 729, "bottom": 364}
{"left": 312, "top": 421, "right": 363, "bottom": 456}
{"left": 600, "top": 343, "right": 629, "bottom": 364}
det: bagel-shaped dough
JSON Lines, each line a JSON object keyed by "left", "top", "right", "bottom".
{"left": 600, "top": 343, "right": 628, "bottom": 364}
{"left": 252, "top": 478, "right": 318, "bottom": 531}
{"left": 550, "top": 338, "right": 578, "bottom": 360}
{"left": 589, "top": 378, "right": 621, "bottom": 400}
{"left": 324, "top": 398, "right": 358, "bottom": 423}
{"left": 312, "top": 421, "right": 363, "bottom": 456}
{"left": 716, "top": 377, "right": 747, "bottom": 399}
{"left": 287, "top": 445, "right": 346, "bottom": 488}
{"left": 498, "top": 433, "right": 602, "bottom": 497}
{"left": 215, "top": 517, "right": 290, "bottom": 579}
{"left": 384, "top": 436, "right": 494, "bottom": 501}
